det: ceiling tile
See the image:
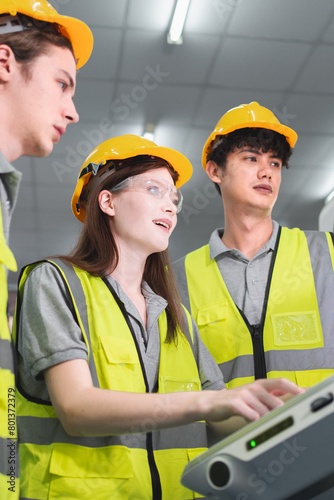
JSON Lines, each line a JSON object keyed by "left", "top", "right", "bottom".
{"left": 209, "top": 38, "right": 311, "bottom": 90}
{"left": 120, "top": 31, "right": 220, "bottom": 85}
{"left": 59, "top": 0, "right": 127, "bottom": 28}
{"left": 127, "top": 0, "right": 174, "bottom": 31}
{"left": 228, "top": 0, "right": 334, "bottom": 41}
{"left": 294, "top": 45, "right": 334, "bottom": 93}
{"left": 286, "top": 94, "right": 334, "bottom": 134}
{"left": 194, "top": 88, "right": 284, "bottom": 127}
{"left": 78, "top": 27, "right": 123, "bottom": 80}
{"left": 73, "top": 80, "right": 115, "bottom": 121}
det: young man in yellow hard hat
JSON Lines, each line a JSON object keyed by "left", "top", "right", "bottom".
{"left": 173, "top": 101, "right": 334, "bottom": 392}
{"left": 0, "top": 2, "right": 93, "bottom": 497}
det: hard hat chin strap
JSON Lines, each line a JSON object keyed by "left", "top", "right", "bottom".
{"left": 0, "top": 13, "right": 60, "bottom": 35}
{"left": 0, "top": 15, "right": 24, "bottom": 35}
{"left": 76, "top": 161, "right": 117, "bottom": 213}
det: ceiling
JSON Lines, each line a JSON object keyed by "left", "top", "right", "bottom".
{"left": 8, "top": 0, "right": 334, "bottom": 290}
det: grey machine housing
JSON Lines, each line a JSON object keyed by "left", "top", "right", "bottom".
{"left": 181, "top": 374, "right": 334, "bottom": 499}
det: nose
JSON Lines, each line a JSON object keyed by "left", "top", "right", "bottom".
{"left": 257, "top": 159, "right": 272, "bottom": 180}
{"left": 162, "top": 192, "right": 177, "bottom": 215}
{"left": 65, "top": 98, "right": 79, "bottom": 124}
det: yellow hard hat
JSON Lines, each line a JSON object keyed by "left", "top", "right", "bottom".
{"left": 0, "top": 0, "right": 93, "bottom": 68}
{"left": 202, "top": 101, "right": 298, "bottom": 169}
{"left": 72, "top": 135, "right": 193, "bottom": 223}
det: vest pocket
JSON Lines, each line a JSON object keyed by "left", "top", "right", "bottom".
{"left": 159, "top": 376, "right": 201, "bottom": 393}
{"left": 155, "top": 447, "right": 207, "bottom": 500}
{"left": 48, "top": 443, "right": 133, "bottom": 499}
{"left": 196, "top": 300, "right": 237, "bottom": 364}
{"left": 271, "top": 310, "right": 323, "bottom": 348}
{"left": 295, "top": 370, "right": 333, "bottom": 387}
{"left": 95, "top": 336, "right": 142, "bottom": 391}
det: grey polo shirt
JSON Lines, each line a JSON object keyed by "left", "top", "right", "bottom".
{"left": 17, "top": 262, "right": 224, "bottom": 402}
{"left": 210, "top": 221, "right": 279, "bottom": 325}
{"left": 0, "top": 151, "right": 21, "bottom": 244}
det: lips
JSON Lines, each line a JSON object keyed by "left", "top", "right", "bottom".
{"left": 253, "top": 183, "right": 273, "bottom": 194}
{"left": 54, "top": 126, "right": 66, "bottom": 140}
{"left": 153, "top": 219, "right": 172, "bottom": 230}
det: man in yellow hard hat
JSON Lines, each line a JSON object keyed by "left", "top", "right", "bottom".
{"left": 0, "top": 2, "right": 93, "bottom": 497}
{"left": 173, "top": 101, "right": 334, "bottom": 395}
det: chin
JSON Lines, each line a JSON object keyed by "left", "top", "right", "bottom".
{"left": 26, "top": 143, "right": 54, "bottom": 158}
{"left": 150, "top": 243, "right": 169, "bottom": 254}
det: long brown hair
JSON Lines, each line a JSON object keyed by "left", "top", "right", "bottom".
{"left": 59, "top": 157, "right": 186, "bottom": 343}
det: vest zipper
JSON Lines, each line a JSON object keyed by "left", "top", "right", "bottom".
{"left": 240, "top": 226, "right": 281, "bottom": 380}
{"left": 251, "top": 324, "right": 267, "bottom": 379}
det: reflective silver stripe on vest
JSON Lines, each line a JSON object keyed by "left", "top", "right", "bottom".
{"left": 17, "top": 416, "right": 206, "bottom": 451}
{"left": 266, "top": 348, "right": 334, "bottom": 371}
{"left": 0, "top": 337, "right": 15, "bottom": 373}
{"left": 218, "top": 356, "right": 255, "bottom": 382}
{"left": 153, "top": 422, "right": 207, "bottom": 450}
{"left": 49, "top": 259, "right": 99, "bottom": 387}
{"left": 172, "top": 256, "right": 190, "bottom": 312}
{"left": 219, "top": 347, "right": 334, "bottom": 382}
{"left": 0, "top": 436, "right": 6, "bottom": 475}
{"left": 0, "top": 436, "right": 18, "bottom": 477}
{"left": 306, "top": 231, "right": 334, "bottom": 352}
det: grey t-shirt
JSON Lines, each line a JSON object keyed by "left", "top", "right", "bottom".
{"left": 0, "top": 150, "right": 21, "bottom": 244}
{"left": 208, "top": 221, "right": 279, "bottom": 325}
{"left": 17, "top": 262, "right": 224, "bottom": 401}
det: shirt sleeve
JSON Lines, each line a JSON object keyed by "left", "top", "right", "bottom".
{"left": 17, "top": 261, "right": 88, "bottom": 401}
{"left": 190, "top": 315, "right": 226, "bottom": 391}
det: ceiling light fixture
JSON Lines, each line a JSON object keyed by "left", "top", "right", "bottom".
{"left": 325, "top": 188, "right": 334, "bottom": 204}
{"left": 167, "top": 0, "right": 191, "bottom": 45}
{"left": 142, "top": 122, "right": 155, "bottom": 142}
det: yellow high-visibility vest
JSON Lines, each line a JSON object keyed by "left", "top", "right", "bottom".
{"left": 0, "top": 202, "right": 19, "bottom": 499}
{"left": 14, "top": 260, "right": 207, "bottom": 500}
{"left": 182, "top": 227, "right": 334, "bottom": 388}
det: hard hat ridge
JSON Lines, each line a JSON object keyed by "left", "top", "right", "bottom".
{"left": 72, "top": 135, "right": 193, "bottom": 223}
{"left": 202, "top": 101, "right": 298, "bottom": 169}
{"left": 0, "top": 0, "right": 93, "bottom": 68}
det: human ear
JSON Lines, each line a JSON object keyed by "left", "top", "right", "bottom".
{"left": 98, "top": 190, "right": 115, "bottom": 216}
{"left": 0, "top": 45, "right": 16, "bottom": 83}
{"left": 206, "top": 160, "right": 222, "bottom": 184}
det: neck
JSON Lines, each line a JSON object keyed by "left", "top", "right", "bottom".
{"left": 109, "top": 233, "right": 154, "bottom": 292}
{"left": 0, "top": 98, "right": 23, "bottom": 162}
{"left": 110, "top": 258, "right": 144, "bottom": 297}
{"left": 109, "top": 244, "right": 148, "bottom": 325}
{"left": 222, "top": 211, "right": 274, "bottom": 260}
{"left": 0, "top": 134, "right": 21, "bottom": 163}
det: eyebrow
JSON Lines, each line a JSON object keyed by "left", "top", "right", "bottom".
{"left": 238, "top": 148, "right": 281, "bottom": 159}
{"left": 59, "top": 69, "right": 75, "bottom": 89}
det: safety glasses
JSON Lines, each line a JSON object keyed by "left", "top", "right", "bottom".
{"left": 110, "top": 176, "right": 183, "bottom": 213}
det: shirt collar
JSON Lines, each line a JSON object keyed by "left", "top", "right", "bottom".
{"left": 0, "top": 150, "right": 19, "bottom": 175}
{"left": 0, "top": 151, "right": 22, "bottom": 210}
{"left": 209, "top": 221, "right": 279, "bottom": 261}
{"left": 106, "top": 275, "right": 168, "bottom": 321}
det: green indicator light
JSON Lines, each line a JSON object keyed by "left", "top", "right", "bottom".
{"left": 246, "top": 416, "right": 294, "bottom": 451}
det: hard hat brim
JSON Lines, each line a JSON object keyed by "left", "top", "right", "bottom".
{"left": 2, "top": 2, "right": 93, "bottom": 68}
{"left": 202, "top": 121, "right": 298, "bottom": 169}
{"left": 72, "top": 141, "right": 193, "bottom": 223}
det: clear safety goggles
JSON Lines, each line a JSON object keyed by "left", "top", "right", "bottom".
{"left": 110, "top": 176, "right": 183, "bottom": 213}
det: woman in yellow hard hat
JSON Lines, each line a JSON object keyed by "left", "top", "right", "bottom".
{"left": 13, "top": 135, "right": 303, "bottom": 500}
